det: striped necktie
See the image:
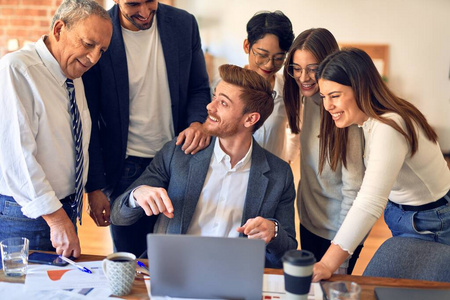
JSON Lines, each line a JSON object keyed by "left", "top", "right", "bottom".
{"left": 65, "top": 79, "right": 84, "bottom": 224}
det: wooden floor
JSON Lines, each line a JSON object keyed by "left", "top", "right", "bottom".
{"left": 78, "top": 201, "right": 113, "bottom": 256}
{"left": 78, "top": 155, "right": 449, "bottom": 275}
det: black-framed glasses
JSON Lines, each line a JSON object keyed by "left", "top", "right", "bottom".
{"left": 287, "top": 64, "right": 319, "bottom": 79}
{"left": 251, "top": 48, "right": 286, "bottom": 68}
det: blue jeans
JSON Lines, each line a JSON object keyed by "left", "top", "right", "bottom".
{"left": 0, "top": 194, "right": 77, "bottom": 268}
{"left": 384, "top": 199, "right": 450, "bottom": 246}
{"left": 109, "top": 156, "right": 157, "bottom": 257}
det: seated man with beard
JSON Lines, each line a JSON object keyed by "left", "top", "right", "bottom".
{"left": 110, "top": 64, "right": 297, "bottom": 268}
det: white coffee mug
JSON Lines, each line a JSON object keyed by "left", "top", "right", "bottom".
{"left": 102, "top": 252, "right": 136, "bottom": 296}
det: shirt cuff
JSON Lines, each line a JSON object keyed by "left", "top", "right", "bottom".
{"left": 21, "top": 193, "right": 62, "bottom": 219}
{"left": 128, "top": 186, "right": 144, "bottom": 208}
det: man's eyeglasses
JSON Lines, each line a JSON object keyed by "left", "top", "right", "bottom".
{"left": 251, "top": 48, "right": 286, "bottom": 68}
{"left": 287, "top": 64, "right": 319, "bottom": 79}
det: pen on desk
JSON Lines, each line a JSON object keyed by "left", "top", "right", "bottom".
{"left": 137, "top": 260, "right": 149, "bottom": 271}
{"left": 59, "top": 256, "right": 92, "bottom": 274}
{"left": 136, "top": 260, "right": 150, "bottom": 277}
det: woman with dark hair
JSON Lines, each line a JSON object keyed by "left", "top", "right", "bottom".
{"left": 313, "top": 48, "right": 450, "bottom": 281}
{"left": 283, "top": 28, "right": 365, "bottom": 274}
{"left": 242, "top": 10, "right": 298, "bottom": 162}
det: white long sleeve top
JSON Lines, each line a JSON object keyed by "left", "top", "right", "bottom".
{"left": 333, "top": 112, "right": 450, "bottom": 253}
{"left": 0, "top": 36, "right": 91, "bottom": 219}
{"left": 253, "top": 73, "right": 300, "bottom": 162}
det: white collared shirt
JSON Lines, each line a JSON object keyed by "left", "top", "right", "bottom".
{"left": 186, "top": 138, "right": 252, "bottom": 237}
{"left": 0, "top": 36, "right": 91, "bottom": 218}
{"left": 132, "top": 138, "right": 253, "bottom": 237}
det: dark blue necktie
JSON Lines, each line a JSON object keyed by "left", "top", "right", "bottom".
{"left": 65, "top": 79, "right": 84, "bottom": 224}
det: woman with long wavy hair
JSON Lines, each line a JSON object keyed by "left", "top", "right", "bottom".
{"left": 283, "top": 28, "right": 365, "bottom": 275}
{"left": 313, "top": 47, "right": 450, "bottom": 281}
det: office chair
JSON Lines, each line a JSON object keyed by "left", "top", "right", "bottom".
{"left": 363, "top": 236, "right": 450, "bottom": 282}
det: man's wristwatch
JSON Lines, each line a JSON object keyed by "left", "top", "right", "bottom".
{"left": 273, "top": 220, "right": 279, "bottom": 239}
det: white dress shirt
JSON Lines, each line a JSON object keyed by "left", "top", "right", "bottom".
{"left": 0, "top": 36, "right": 91, "bottom": 219}
{"left": 333, "top": 112, "right": 450, "bottom": 254}
{"left": 132, "top": 138, "right": 252, "bottom": 237}
{"left": 186, "top": 138, "right": 252, "bottom": 237}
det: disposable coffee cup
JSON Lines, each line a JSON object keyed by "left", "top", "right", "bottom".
{"left": 282, "top": 250, "right": 316, "bottom": 300}
{"left": 102, "top": 252, "right": 136, "bottom": 296}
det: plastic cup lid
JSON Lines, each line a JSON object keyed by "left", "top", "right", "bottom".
{"left": 282, "top": 249, "right": 316, "bottom": 266}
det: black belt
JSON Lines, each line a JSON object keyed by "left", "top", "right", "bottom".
{"left": 60, "top": 193, "right": 76, "bottom": 204}
{"left": 390, "top": 190, "right": 450, "bottom": 211}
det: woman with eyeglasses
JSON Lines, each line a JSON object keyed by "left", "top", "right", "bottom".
{"left": 241, "top": 10, "right": 298, "bottom": 162}
{"left": 313, "top": 47, "right": 450, "bottom": 281}
{"left": 283, "top": 29, "right": 365, "bottom": 274}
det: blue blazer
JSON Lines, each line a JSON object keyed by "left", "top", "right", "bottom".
{"left": 111, "top": 137, "right": 298, "bottom": 268}
{"left": 82, "top": 4, "right": 210, "bottom": 193}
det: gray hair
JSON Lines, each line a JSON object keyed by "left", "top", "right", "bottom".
{"left": 50, "top": 0, "right": 110, "bottom": 30}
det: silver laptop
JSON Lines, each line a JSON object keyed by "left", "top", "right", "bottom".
{"left": 146, "top": 234, "right": 266, "bottom": 299}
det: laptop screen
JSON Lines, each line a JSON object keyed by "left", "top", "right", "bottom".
{"left": 147, "top": 234, "right": 266, "bottom": 299}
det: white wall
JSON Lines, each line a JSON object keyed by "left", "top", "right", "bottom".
{"left": 176, "top": 0, "right": 450, "bottom": 152}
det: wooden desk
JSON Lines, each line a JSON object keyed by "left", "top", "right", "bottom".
{"left": 265, "top": 269, "right": 450, "bottom": 300}
{"left": 2, "top": 254, "right": 450, "bottom": 299}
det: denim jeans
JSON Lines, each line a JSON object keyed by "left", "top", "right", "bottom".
{"left": 0, "top": 194, "right": 77, "bottom": 268}
{"left": 109, "top": 156, "right": 157, "bottom": 257}
{"left": 384, "top": 199, "right": 450, "bottom": 246}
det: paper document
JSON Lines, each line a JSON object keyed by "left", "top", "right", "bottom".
{"left": 0, "top": 281, "right": 113, "bottom": 299}
{"left": 25, "top": 261, "right": 110, "bottom": 291}
{"left": 262, "top": 274, "right": 323, "bottom": 300}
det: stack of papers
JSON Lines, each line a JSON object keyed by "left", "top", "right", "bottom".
{"left": 25, "top": 261, "right": 107, "bottom": 290}
{"left": 263, "top": 274, "right": 323, "bottom": 300}
{"left": 0, "top": 282, "right": 94, "bottom": 300}
{"left": 22, "top": 261, "right": 113, "bottom": 299}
